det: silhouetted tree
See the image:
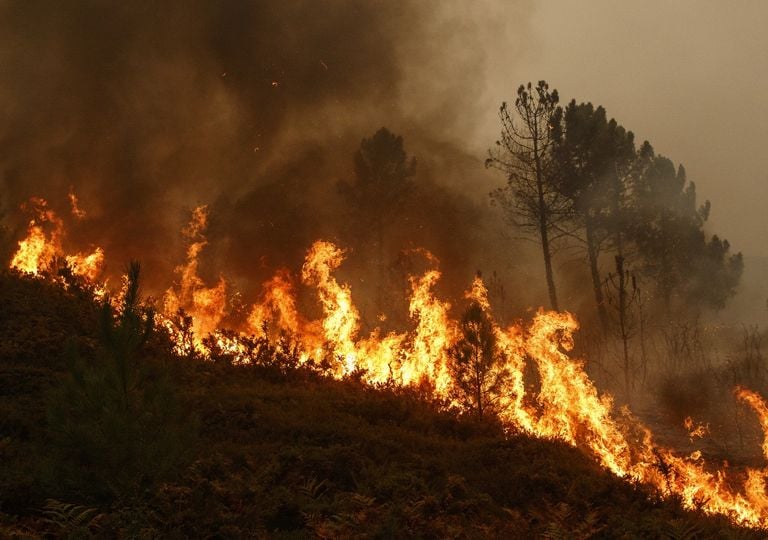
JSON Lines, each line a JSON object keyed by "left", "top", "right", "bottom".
{"left": 448, "top": 301, "right": 508, "bottom": 419}
{"left": 551, "top": 101, "right": 636, "bottom": 330}
{"left": 487, "top": 81, "right": 567, "bottom": 310}
{"left": 548, "top": 97, "right": 743, "bottom": 321}
{"left": 42, "top": 262, "right": 194, "bottom": 501}
{"left": 339, "top": 127, "right": 416, "bottom": 314}
{"left": 628, "top": 144, "right": 743, "bottom": 314}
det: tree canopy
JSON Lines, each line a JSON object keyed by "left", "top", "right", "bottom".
{"left": 489, "top": 82, "right": 744, "bottom": 321}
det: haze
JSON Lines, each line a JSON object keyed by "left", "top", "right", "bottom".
{"left": 509, "top": 1, "right": 768, "bottom": 258}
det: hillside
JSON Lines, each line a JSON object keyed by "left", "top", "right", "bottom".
{"left": 0, "top": 270, "right": 760, "bottom": 538}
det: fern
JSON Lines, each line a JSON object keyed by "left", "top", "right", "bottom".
{"left": 662, "top": 518, "right": 705, "bottom": 540}
{"left": 42, "top": 498, "right": 102, "bottom": 537}
{"left": 531, "top": 501, "right": 604, "bottom": 540}
{"left": 299, "top": 477, "right": 328, "bottom": 500}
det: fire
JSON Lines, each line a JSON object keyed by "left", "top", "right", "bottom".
{"left": 65, "top": 248, "right": 105, "bottom": 282}
{"left": 240, "top": 248, "right": 768, "bottom": 528}
{"left": 522, "top": 311, "right": 637, "bottom": 477}
{"left": 684, "top": 416, "right": 710, "bottom": 440}
{"left": 402, "top": 269, "right": 455, "bottom": 392}
{"left": 300, "top": 241, "right": 360, "bottom": 374}
{"left": 11, "top": 198, "right": 768, "bottom": 529}
{"left": 10, "top": 197, "right": 104, "bottom": 281}
{"left": 465, "top": 276, "right": 532, "bottom": 429}
{"left": 736, "top": 387, "right": 768, "bottom": 461}
{"left": 68, "top": 188, "right": 86, "bottom": 219}
{"left": 246, "top": 269, "right": 302, "bottom": 338}
{"left": 163, "top": 206, "right": 227, "bottom": 351}
{"left": 10, "top": 198, "right": 63, "bottom": 275}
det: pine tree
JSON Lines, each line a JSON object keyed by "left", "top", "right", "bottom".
{"left": 448, "top": 302, "right": 508, "bottom": 419}
{"left": 42, "top": 262, "right": 194, "bottom": 501}
{"left": 487, "top": 81, "right": 567, "bottom": 310}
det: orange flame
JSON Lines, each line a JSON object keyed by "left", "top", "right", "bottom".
{"left": 736, "top": 387, "right": 768, "bottom": 461}
{"left": 300, "top": 241, "right": 360, "bottom": 374}
{"left": 10, "top": 198, "right": 63, "bottom": 275}
{"left": 68, "top": 188, "right": 86, "bottom": 219}
{"left": 12, "top": 198, "right": 768, "bottom": 529}
{"left": 402, "top": 269, "right": 455, "bottom": 392}
{"left": 163, "top": 206, "right": 227, "bottom": 351}
{"left": 10, "top": 197, "right": 104, "bottom": 281}
{"left": 684, "top": 416, "right": 710, "bottom": 440}
{"left": 247, "top": 269, "right": 302, "bottom": 338}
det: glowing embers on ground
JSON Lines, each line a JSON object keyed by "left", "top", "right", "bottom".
{"left": 10, "top": 197, "right": 104, "bottom": 280}
{"left": 9, "top": 199, "right": 768, "bottom": 528}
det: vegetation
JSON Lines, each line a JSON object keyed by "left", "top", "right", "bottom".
{"left": 0, "top": 269, "right": 762, "bottom": 538}
{"left": 338, "top": 127, "right": 417, "bottom": 316}
{"left": 487, "top": 81, "right": 566, "bottom": 311}
{"left": 549, "top": 100, "right": 637, "bottom": 331}
{"left": 41, "top": 263, "right": 194, "bottom": 501}
{"left": 488, "top": 82, "right": 743, "bottom": 329}
{"left": 448, "top": 301, "right": 509, "bottom": 419}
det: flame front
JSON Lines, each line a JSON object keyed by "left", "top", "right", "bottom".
{"left": 225, "top": 242, "right": 768, "bottom": 528}
{"left": 10, "top": 201, "right": 768, "bottom": 529}
{"left": 300, "top": 241, "right": 360, "bottom": 374}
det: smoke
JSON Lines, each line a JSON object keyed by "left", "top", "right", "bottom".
{"left": 0, "top": 0, "right": 536, "bottom": 308}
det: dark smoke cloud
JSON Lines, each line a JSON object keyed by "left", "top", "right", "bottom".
{"left": 0, "top": 1, "right": 536, "bottom": 320}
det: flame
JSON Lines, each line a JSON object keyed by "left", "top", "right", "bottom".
{"left": 684, "top": 416, "right": 710, "bottom": 440}
{"left": 399, "top": 269, "right": 454, "bottom": 391}
{"left": 10, "top": 198, "right": 63, "bottom": 275}
{"left": 158, "top": 235, "right": 768, "bottom": 527}
{"left": 65, "top": 248, "right": 105, "bottom": 282}
{"left": 736, "top": 387, "right": 768, "bottom": 461}
{"left": 300, "top": 241, "right": 360, "bottom": 374}
{"left": 10, "top": 197, "right": 104, "bottom": 281}
{"left": 163, "top": 206, "right": 227, "bottom": 351}
{"left": 68, "top": 188, "right": 86, "bottom": 219}
{"left": 246, "top": 268, "right": 302, "bottom": 338}
{"left": 12, "top": 198, "right": 768, "bottom": 529}
{"left": 466, "top": 277, "right": 532, "bottom": 430}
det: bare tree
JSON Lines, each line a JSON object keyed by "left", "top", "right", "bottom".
{"left": 487, "top": 81, "right": 567, "bottom": 310}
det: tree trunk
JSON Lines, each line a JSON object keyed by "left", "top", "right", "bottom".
{"left": 540, "top": 225, "right": 559, "bottom": 311}
{"left": 615, "top": 255, "right": 632, "bottom": 405}
{"left": 376, "top": 215, "right": 385, "bottom": 318}
{"left": 638, "top": 290, "right": 648, "bottom": 388}
{"left": 533, "top": 134, "right": 559, "bottom": 311}
{"left": 585, "top": 218, "right": 608, "bottom": 332}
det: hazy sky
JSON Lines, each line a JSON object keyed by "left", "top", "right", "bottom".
{"left": 505, "top": 0, "right": 768, "bottom": 257}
